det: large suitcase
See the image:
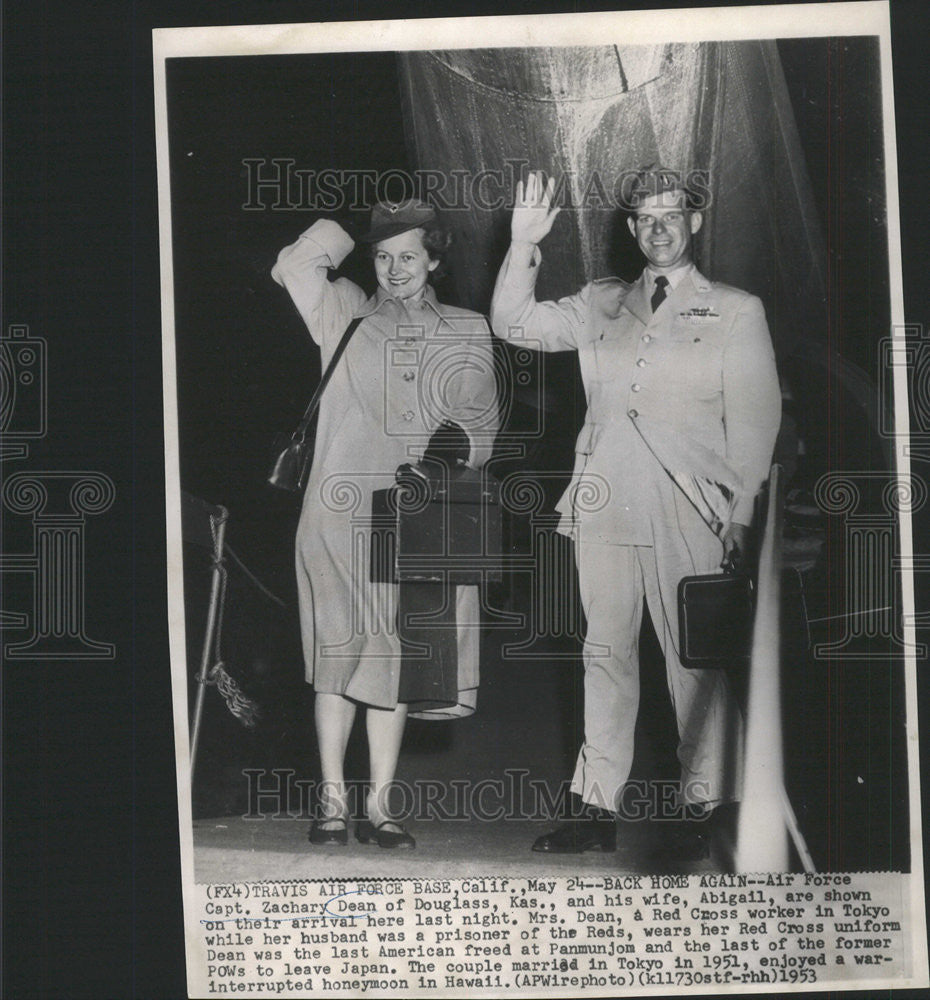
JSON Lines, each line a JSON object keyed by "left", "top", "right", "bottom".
{"left": 370, "top": 465, "right": 502, "bottom": 712}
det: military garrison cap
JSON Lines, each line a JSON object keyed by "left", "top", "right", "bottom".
{"left": 620, "top": 164, "right": 700, "bottom": 210}
{"left": 358, "top": 199, "right": 437, "bottom": 243}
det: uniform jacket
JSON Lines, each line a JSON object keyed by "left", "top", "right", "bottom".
{"left": 490, "top": 242, "right": 781, "bottom": 542}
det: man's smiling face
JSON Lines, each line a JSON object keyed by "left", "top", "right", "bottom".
{"left": 627, "top": 189, "right": 703, "bottom": 273}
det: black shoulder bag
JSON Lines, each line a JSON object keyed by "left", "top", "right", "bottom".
{"left": 267, "top": 317, "right": 363, "bottom": 492}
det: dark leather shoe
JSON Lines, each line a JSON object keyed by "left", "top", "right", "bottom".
{"left": 308, "top": 818, "right": 348, "bottom": 846}
{"left": 532, "top": 819, "right": 616, "bottom": 853}
{"left": 357, "top": 819, "right": 416, "bottom": 849}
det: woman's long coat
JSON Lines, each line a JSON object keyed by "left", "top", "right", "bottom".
{"left": 272, "top": 220, "right": 498, "bottom": 717}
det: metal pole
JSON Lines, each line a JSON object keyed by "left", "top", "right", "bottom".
{"left": 189, "top": 510, "right": 228, "bottom": 781}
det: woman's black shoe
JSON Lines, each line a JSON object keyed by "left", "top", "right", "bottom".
{"left": 308, "top": 818, "right": 348, "bottom": 846}
{"left": 357, "top": 819, "right": 416, "bottom": 849}
{"left": 532, "top": 818, "right": 616, "bottom": 853}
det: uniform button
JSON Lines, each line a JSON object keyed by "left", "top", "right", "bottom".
{"left": 402, "top": 410, "right": 415, "bottom": 421}
{"left": 642, "top": 334, "right": 652, "bottom": 343}
{"left": 402, "top": 370, "right": 415, "bottom": 382}
{"left": 628, "top": 408, "right": 638, "bottom": 418}
{"left": 631, "top": 383, "right": 641, "bottom": 392}
{"left": 636, "top": 358, "right": 646, "bottom": 368}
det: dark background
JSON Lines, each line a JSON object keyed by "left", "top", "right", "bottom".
{"left": 3, "top": 1, "right": 930, "bottom": 998}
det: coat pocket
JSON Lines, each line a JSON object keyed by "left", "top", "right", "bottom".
{"left": 590, "top": 337, "right": 621, "bottom": 381}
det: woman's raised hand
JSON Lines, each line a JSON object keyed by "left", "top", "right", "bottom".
{"left": 511, "top": 170, "right": 561, "bottom": 246}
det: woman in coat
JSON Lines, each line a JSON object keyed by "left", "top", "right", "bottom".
{"left": 272, "top": 199, "right": 497, "bottom": 848}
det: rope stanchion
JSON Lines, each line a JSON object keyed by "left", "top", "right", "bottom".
{"left": 209, "top": 661, "right": 260, "bottom": 729}
{"left": 188, "top": 503, "right": 229, "bottom": 779}
{"left": 184, "top": 494, "right": 274, "bottom": 783}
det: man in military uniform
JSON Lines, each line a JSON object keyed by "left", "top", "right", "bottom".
{"left": 490, "top": 168, "right": 781, "bottom": 853}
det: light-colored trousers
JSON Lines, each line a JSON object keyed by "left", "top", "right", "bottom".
{"left": 570, "top": 531, "right": 744, "bottom": 811}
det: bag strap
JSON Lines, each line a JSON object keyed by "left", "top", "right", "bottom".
{"left": 292, "top": 316, "right": 364, "bottom": 439}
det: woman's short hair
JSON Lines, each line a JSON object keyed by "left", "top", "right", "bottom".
{"left": 419, "top": 221, "right": 452, "bottom": 278}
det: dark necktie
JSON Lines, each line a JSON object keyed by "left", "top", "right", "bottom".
{"left": 651, "top": 275, "right": 669, "bottom": 313}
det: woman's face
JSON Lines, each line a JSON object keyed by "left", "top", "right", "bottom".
{"left": 373, "top": 229, "right": 438, "bottom": 301}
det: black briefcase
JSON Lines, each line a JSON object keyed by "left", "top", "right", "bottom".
{"left": 677, "top": 569, "right": 808, "bottom": 670}
{"left": 370, "top": 466, "right": 503, "bottom": 585}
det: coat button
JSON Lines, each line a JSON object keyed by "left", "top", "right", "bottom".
{"left": 636, "top": 358, "right": 646, "bottom": 368}
{"left": 402, "top": 370, "right": 415, "bottom": 382}
{"left": 642, "top": 333, "right": 652, "bottom": 343}
{"left": 628, "top": 408, "right": 638, "bottom": 418}
{"left": 631, "top": 383, "right": 641, "bottom": 392}
{"left": 402, "top": 410, "right": 415, "bottom": 421}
